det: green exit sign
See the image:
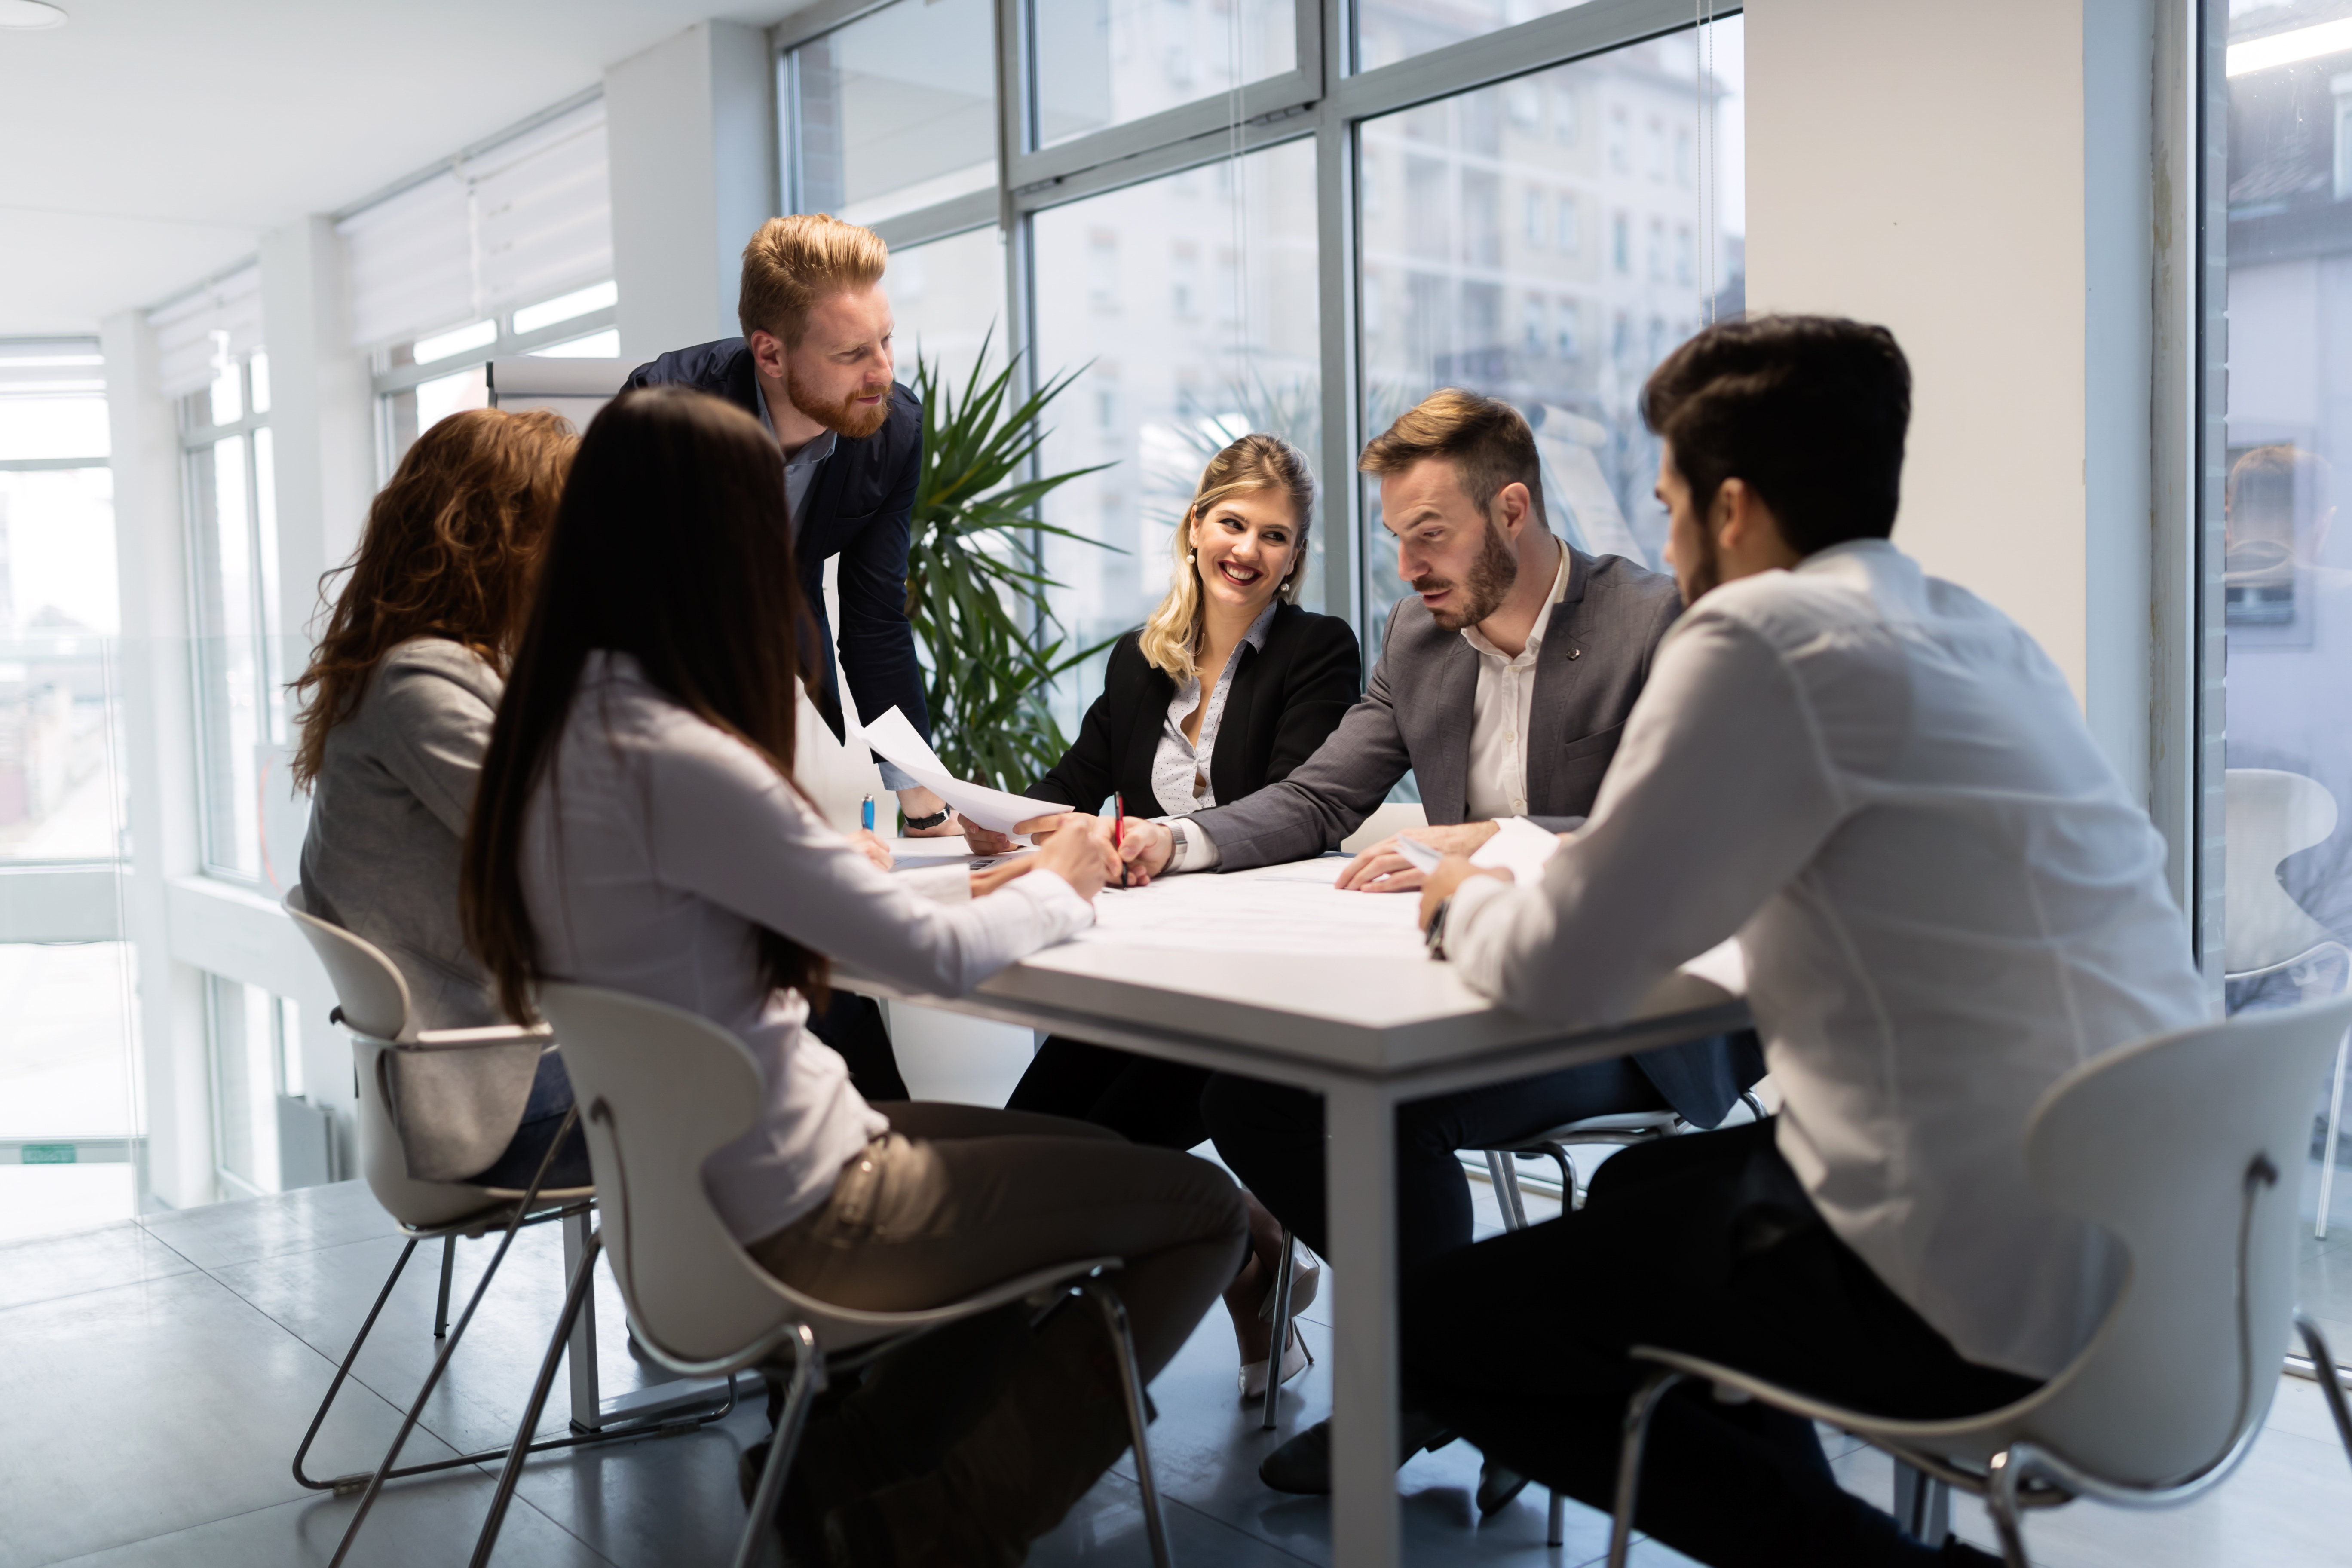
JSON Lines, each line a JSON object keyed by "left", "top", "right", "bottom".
{"left": 21, "top": 1144, "right": 76, "bottom": 1165}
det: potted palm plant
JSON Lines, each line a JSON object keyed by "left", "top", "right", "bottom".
{"left": 904, "top": 334, "right": 1117, "bottom": 792}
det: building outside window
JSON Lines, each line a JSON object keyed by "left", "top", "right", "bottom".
{"left": 0, "top": 338, "right": 139, "bottom": 1240}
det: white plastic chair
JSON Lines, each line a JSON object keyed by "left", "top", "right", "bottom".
{"left": 1604, "top": 996, "right": 2352, "bottom": 1568}
{"left": 2225, "top": 768, "right": 2352, "bottom": 1237}
{"left": 282, "top": 890, "right": 731, "bottom": 1567}
{"left": 468, "top": 982, "right": 1176, "bottom": 1568}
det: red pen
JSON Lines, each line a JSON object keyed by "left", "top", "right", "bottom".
{"left": 1114, "top": 792, "right": 1129, "bottom": 887}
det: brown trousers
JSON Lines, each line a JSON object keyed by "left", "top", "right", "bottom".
{"left": 748, "top": 1101, "right": 1246, "bottom": 1379}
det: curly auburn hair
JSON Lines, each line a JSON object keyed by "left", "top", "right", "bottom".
{"left": 288, "top": 406, "right": 578, "bottom": 789}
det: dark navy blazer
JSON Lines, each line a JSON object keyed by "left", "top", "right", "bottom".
{"left": 621, "top": 339, "right": 929, "bottom": 747}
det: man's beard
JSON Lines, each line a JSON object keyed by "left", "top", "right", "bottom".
{"left": 787, "top": 370, "right": 892, "bottom": 438}
{"left": 1678, "top": 524, "right": 1722, "bottom": 605}
{"left": 1415, "top": 521, "right": 1520, "bottom": 631}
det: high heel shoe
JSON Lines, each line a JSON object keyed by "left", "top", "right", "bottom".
{"left": 1237, "top": 1317, "right": 1313, "bottom": 1402}
{"left": 1257, "top": 1238, "right": 1321, "bottom": 1323}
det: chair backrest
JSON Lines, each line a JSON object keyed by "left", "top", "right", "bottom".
{"left": 2020, "top": 993, "right": 2352, "bottom": 1484}
{"left": 535, "top": 982, "right": 809, "bottom": 1363}
{"left": 2225, "top": 768, "right": 2339, "bottom": 975}
{"left": 284, "top": 887, "right": 492, "bottom": 1229}
{"left": 1341, "top": 801, "right": 1429, "bottom": 855}
{"left": 284, "top": 884, "right": 413, "bottom": 1041}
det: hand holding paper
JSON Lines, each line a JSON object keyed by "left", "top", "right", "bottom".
{"left": 859, "top": 707, "right": 1070, "bottom": 839}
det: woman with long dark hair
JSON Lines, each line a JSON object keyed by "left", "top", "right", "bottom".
{"left": 460, "top": 385, "right": 1245, "bottom": 1563}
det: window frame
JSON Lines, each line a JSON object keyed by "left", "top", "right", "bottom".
{"left": 774, "top": 0, "right": 1736, "bottom": 634}
{"left": 366, "top": 291, "right": 621, "bottom": 481}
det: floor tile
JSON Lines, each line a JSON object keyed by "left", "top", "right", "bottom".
{"left": 1036, "top": 1479, "right": 1321, "bottom": 1566}
{"left": 0, "top": 1268, "right": 463, "bottom": 1567}
{"left": 0, "top": 1218, "right": 197, "bottom": 1312}
{"left": 134, "top": 1182, "right": 393, "bottom": 1272}
{"left": 37, "top": 1470, "right": 613, "bottom": 1568}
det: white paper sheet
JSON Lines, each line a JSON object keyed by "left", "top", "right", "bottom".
{"left": 861, "top": 707, "right": 1070, "bottom": 837}
{"left": 1073, "top": 869, "right": 1430, "bottom": 957}
{"left": 1393, "top": 817, "right": 1562, "bottom": 881}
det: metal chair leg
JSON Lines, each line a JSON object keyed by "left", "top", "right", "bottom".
{"left": 469, "top": 1226, "right": 604, "bottom": 1568}
{"left": 1261, "top": 1229, "right": 1295, "bottom": 1433}
{"left": 293, "top": 1237, "right": 419, "bottom": 1490}
{"left": 1986, "top": 1449, "right": 2034, "bottom": 1568}
{"left": 2297, "top": 1313, "right": 2352, "bottom": 1467}
{"left": 2319, "top": 1032, "right": 2349, "bottom": 1240}
{"left": 433, "top": 1234, "right": 457, "bottom": 1340}
{"left": 1085, "top": 1280, "right": 1174, "bottom": 1568}
{"left": 1606, "top": 1368, "right": 1684, "bottom": 1568}
{"left": 1484, "top": 1150, "right": 1530, "bottom": 1230}
{"left": 732, "top": 1325, "right": 824, "bottom": 1568}
{"left": 1538, "top": 1142, "right": 1579, "bottom": 1210}
{"left": 1893, "top": 1459, "right": 1952, "bottom": 1544}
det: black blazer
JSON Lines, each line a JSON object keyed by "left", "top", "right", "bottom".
{"left": 621, "top": 339, "right": 928, "bottom": 748}
{"left": 1029, "top": 603, "right": 1362, "bottom": 816}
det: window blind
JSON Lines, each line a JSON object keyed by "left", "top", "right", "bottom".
{"left": 148, "top": 265, "right": 263, "bottom": 400}
{"left": 336, "top": 98, "right": 613, "bottom": 351}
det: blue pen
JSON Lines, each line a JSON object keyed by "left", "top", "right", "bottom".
{"left": 861, "top": 794, "right": 875, "bottom": 833}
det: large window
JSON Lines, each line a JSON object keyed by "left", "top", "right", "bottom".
{"left": 206, "top": 974, "right": 314, "bottom": 1199}
{"left": 181, "top": 351, "right": 282, "bottom": 882}
{"left": 374, "top": 280, "right": 620, "bottom": 473}
{"left": 1358, "top": 21, "right": 1743, "bottom": 646}
{"left": 0, "top": 339, "right": 138, "bottom": 1242}
{"left": 782, "top": 0, "right": 999, "bottom": 225}
{"left": 1032, "top": 139, "right": 1323, "bottom": 729}
{"left": 2213, "top": 0, "right": 2352, "bottom": 1350}
{"left": 1031, "top": 0, "right": 1300, "bottom": 147}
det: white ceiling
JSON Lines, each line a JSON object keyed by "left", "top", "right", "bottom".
{"left": 0, "top": 0, "right": 802, "bottom": 337}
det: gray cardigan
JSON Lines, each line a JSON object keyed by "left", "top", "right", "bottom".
{"left": 297, "top": 636, "right": 503, "bottom": 1032}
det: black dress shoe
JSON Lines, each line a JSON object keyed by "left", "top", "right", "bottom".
{"left": 1257, "top": 1413, "right": 1457, "bottom": 1494}
{"left": 1475, "top": 1459, "right": 1531, "bottom": 1517}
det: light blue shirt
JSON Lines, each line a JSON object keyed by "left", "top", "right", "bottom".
{"left": 753, "top": 380, "right": 915, "bottom": 793}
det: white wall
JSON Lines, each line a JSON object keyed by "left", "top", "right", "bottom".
{"left": 606, "top": 20, "right": 779, "bottom": 358}
{"left": 1746, "top": 0, "right": 2160, "bottom": 796}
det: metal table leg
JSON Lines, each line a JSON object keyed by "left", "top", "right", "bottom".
{"left": 1326, "top": 1078, "right": 1401, "bottom": 1568}
{"left": 563, "top": 1207, "right": 601, "bottom": 1433}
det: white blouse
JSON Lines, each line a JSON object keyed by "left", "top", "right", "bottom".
{"left": 1149, "top": 600, "right": 1277, "bottom": 817}
{"left": 520, "top": 653, "right": 1094, "bottom": 1244}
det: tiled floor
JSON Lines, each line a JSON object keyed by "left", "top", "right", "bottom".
{"left": 3, "top": 1171, "right": 2350, "bottom": 1567}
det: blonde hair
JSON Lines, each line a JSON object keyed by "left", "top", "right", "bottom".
{"left": 1137, "top": 434, "right": 1317, "bottom": 681}
{"left": 738, "top": 214, "right": 889, "bottom": 347}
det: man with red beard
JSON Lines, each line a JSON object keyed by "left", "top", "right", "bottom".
{"left": 1114, "top": 387, "right": 1764, "bottom": 1502}
{"left": 623, "top": 214, "right": 938, "bottom": 1102}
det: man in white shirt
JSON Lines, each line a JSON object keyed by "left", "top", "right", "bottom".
{"left": 1399, "top": 316, "right": 2208, "bottom": 1565}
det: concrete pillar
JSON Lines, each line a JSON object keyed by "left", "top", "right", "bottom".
{"left": 100, "top": 308, "right": 214, "bottom": 1210}
{"left": 605, "top": 21, "right": 780, "bottom": 359}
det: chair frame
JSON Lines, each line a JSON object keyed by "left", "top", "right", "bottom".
{"left": 1600, "top": 1087, "right": 2352, "bottom": 1568}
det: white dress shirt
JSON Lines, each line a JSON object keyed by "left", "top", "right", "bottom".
{"left": 1149, "top": 600, "right": 1278, "bottom": 817}
{"left": 1444, "top": 541, "right": 2208, "bottom": 1379}
{"left": 521, "top": 653, "right": 1094, "bottom": 1245}
{"left": 1459, "top": 539, "right": 1573, "bottom": 821}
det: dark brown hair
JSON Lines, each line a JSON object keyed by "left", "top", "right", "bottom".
{"left": 459, "top": 386, "right": 827, "bottom": 1023}
{"left": 1642, "top": 315, "right": 1912, "bottom": 555}
{"left": 288, "top": 407, "right": 576, "bottom": 788}
{"left": 1359, "top": 388, "right": 1546, "bottom": 525}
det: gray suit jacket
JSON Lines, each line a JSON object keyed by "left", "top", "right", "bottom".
{"left": 1190, "top": 547, "right": 1764, "bottom": 1127}
{"left": 1191, "top": 547, "right": 1680, "bottom": 864}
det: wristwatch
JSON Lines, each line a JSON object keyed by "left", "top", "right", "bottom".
{"left": 902, "top": 805, "right": 952, "bottom": 832}
{"left": 1424, "top": 895, "right": 1455, "bottom": 961}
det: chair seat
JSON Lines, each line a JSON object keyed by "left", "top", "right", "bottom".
{"left": 1501, "top": 1110, "right": 1684, "bottom": 1145}
{"left": 394, "top": 1185, "right": 597, "bottom": 1241}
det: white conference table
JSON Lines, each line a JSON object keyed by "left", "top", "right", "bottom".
{"left": 846, "top": 839, "right": 1750, "bottom": 1568}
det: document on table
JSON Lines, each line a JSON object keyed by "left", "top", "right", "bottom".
{"left": 1393, "top": 816, "right": 1564, "bottom": 882}
{"left": 862, "top": 707, "right": 1068, "bottom": 839}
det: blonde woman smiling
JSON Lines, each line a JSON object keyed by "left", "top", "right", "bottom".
{"left": 972, "top": 432, "right": 1361, "bottom": 1399}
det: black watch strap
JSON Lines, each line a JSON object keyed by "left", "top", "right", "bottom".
{"left": 902, "top": 805, "right": 952, "bottom": 831}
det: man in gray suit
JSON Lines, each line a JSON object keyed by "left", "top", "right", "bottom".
{"left": 1115, "top": 389, "right": 1763, "bottom": 1499}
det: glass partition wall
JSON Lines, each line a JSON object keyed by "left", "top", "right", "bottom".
{"left": 2213, "top": 0, "right": 2352, "bottom": 1355}
{"left": 775, "top": 0, "right": 1742, "bottom": 739}
{"left": 0, "top": 340, "right": 139, "bottom": 1242}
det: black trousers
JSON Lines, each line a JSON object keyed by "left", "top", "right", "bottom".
{"left": 1004, "top": 1037, "right": 1214, "bottom": 1151}
{"left": 1199, "top": 1056, "right": 1669, "bottom": 1273}
{"left": 809, "top": 990, "right": 911, "bottom": 1103}
{"left": 1401, "top": 1120, "right": 2039, "bottom": 1568}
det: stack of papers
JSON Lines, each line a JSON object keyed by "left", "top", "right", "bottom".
{"left": 862, "top": 707, "right": 1069, "bottom": 840}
